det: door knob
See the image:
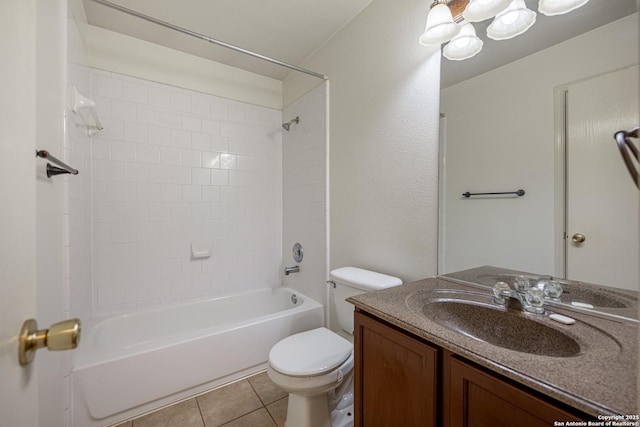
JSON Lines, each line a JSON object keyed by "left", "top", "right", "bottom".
{"left": 571, "top": 233, "right": 586, "bottom": 244}
{"left": 19, "top": 318, "right": 81, "bottom": 366}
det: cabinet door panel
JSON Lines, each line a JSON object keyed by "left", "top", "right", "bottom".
{"left": 449, "top": 356, "right": 583, "bottom": 427}
{"left": 354, "top": 311, "right": 438, "bottom": 427}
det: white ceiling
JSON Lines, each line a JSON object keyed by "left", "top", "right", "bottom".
{"left": 83, "top": 0, "right": 636, "bottom": 85}
{"left": 82, "top": 0, "right": 374, "bottom": 81}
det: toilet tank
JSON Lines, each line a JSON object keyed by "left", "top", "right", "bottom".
{"left": 331, "top": 267, "right": 402, "bottom": 335}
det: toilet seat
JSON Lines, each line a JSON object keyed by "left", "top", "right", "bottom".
{"left": 268, "top": 327, "right": 352, "bottom": 377}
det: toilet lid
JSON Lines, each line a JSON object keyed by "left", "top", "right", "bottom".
{"left": 269, "top": 327, "right": 353, "bottom": 377}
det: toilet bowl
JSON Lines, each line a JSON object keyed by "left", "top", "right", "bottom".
{"left": 268, "top": 327, "right": 353, "bottom": 427}
{"left": 268, "top": 267, "right": 402, "bottom": 427}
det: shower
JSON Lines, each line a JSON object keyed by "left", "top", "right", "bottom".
{"left": 282, "top": 116, "right": 300, "bottom": 131}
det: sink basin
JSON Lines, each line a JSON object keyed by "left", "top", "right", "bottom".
{"left": 419, "top": 297, "right": 582, "bottom": 357}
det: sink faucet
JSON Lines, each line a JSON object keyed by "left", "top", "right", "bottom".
{"left": 284, "top": 265, "right": 300, "bottom": 275}
{"left": 493, "top": 281, "right": 545, "bottom": 314}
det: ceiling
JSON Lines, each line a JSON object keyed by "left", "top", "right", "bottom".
{"left": 83, "top": 0, "right": 636, "bottom": 85}
{"left": 441, "top": 0, "right": 638, "bottom": 88}
{"left": 82, "top": 0, "right": 374, "bottom": 81}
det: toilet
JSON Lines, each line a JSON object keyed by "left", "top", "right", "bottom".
{"left": 267, "top": 267, "right": 402, "bottom": 427}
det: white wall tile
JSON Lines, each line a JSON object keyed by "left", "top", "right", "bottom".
{"left": 137, "top": 144, "right": 161, "bottom": 164}
{"left": 171, "top": 92, "right": 191, "bottom": 112}
{"left": 124, "top": 122, "right": 149, "bottom": 144}
{"left": 137, "top": 106, "right": 160, "bottom": 125}
{"left": 211, "top": 135, "right": 229, "bottom": 152}
{"left": 111, "top": 100, "right": 136, "bottom": 121}
{"left": 160, "top": 147, "right": 182, "bottom": 166}
{"left": 171, "top": 129, "right": 191, "bottom": 148}
{"left": 123, "top": 81, "right": 148, "bottom": 104}
{"left": 182, "top": 115, "right": 201, "bottom": 132}
{"left": 93, "top": 74, "right": 123, "bottom": 99}
{"left": 202, "top": 119, "right": 220, "bottom": 135}
{"left": 191, "top": 96, "right": 210, "bottom": 117}
{"left": 181, "top": 150, "right": 202, "bottom": 167}
{"left": 148, "top": 87, "right": 171, "bottom": 108}
{"left": 210, "top": 99, "right": 229, "bottom": 120}
{"left": 192, "top": 168, "right": 211, "bottom": 185}
{"left": 87, "top": 69, "right": 285, "bottom": 314}
{"left": 171, "top": 166, "right": 191, "bottom": 184}
{"left": 149, "top": 126, "right": 172, "bottom": 146}
{"left": 203, "top": 152, "right": 220, "bottom": 169}
{"left": 192, "top": 132, "right": 211, "bottom": 151}
{"left": 210, "top": 169, "right": 229, "bottom": 186}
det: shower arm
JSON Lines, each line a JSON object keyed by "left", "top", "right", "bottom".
{"left": 91, "top": 0, "right": 328, "bottom": 81}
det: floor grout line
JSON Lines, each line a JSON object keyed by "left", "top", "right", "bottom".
{"left": 119, "top": 372, "right": 286, "bottom": 427}
{"left": 194, "top": 394, "right": 206, "bottom": 427}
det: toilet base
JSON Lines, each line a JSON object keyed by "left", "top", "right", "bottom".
{"left": 285, "top": 393, "right": 331, "bottom": 427}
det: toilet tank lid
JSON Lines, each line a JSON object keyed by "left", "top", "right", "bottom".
{"left": 330, "top": 267, "right": 402, "bottom": 291}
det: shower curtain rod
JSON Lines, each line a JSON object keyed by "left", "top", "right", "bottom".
{"left": 91, "top": 0, "right": 328, "bottom": 81}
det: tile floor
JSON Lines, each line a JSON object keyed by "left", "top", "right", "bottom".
{"left": 114, "top": 371, "right": 288, "bottom": 427}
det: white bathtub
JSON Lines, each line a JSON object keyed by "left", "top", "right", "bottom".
{"left": 72, "top": 287, "right": 324, "bottom": 427}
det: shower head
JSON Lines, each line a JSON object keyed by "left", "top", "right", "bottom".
{"left": 282, "top": 116, "right": 300, "bottom": 131}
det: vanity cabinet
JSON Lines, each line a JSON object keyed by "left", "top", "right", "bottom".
{"left": 446, "top": 355, "right": 583, "bottom": 426}
{"left": 353, "top": 309, "right": 438, "bottom": 427}
{"left": 354, "top": 309, "right": 589, "bottom": 427}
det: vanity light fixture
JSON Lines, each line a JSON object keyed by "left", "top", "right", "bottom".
{"left": 419, "top": 0, "right": 461, "bottom": 46}
{"left": 443, "top": 22, "right": 484, "bottom": 60}
{"left": 423, "top": 0, "right": 588, "bottom": 60}
{"left": 462, "top": 0, "right": 511, "bottom": 22}
{"left": 538, "top": 0, "right": 590, "bottom": 16}
{"left": 487, "top": 0, "right": 537, "bottom": 40}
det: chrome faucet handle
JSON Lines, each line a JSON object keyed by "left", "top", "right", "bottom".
{"left": 543, "top": 280, "right": 563, "bottom": 299}
{"left": 524, "top": 287, "right": 545, "bottom": 314}
{"left": 513, "top": 275, "right": 530, "bottom": 292}
{"left": 493, "top": 281, "right": 511, "bottom": 304}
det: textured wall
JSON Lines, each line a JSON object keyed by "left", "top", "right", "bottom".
{"left": 284, "top": 0, "right": 442, "bottom": 282}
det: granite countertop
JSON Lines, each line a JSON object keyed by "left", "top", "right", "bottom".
{"left": 348, "top": 276, "right": 638, "bottom": 417}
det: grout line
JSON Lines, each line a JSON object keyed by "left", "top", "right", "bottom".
{"left": 265, "top": 396, "right": 287, "bottom": 427}
{"left": 246, "top": 376, "right": 268, "bottom": 407}
{"left": 194, "top": 395, "right": 207, "bottom": 427}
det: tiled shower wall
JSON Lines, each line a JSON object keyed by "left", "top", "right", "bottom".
{"left": 282, "top": 83, "right": 328, "bottom": 306}
{"left": 88, "top": 69, "right": 283, "bottom": 316}
{"left": 67, "top": 29, "right": 92, "bottom": 322}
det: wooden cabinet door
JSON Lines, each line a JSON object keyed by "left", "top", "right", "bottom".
{"left": 354, "top": 310, "right": 439, "bottom": 427}
{"left": 447, "top": 355, "right": 585, "bottom": 427}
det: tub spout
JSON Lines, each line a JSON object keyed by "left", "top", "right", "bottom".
{"left": 284, "top": 266, "right": 300, "bottom": 275}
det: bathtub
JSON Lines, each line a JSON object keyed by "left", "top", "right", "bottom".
{"left": 72, "top": 287, "right": 324, "bottom": 427}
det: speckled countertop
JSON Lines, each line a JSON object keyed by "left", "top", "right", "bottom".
{"left": 348, "top": 276, "right": 638, "bottom": 417}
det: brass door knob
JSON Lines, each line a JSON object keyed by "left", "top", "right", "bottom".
{"left": 572, "top": 233, "right": 586, "bottom": 244}
{"left": 19, "top": 318, "right": 81, "bottom": 366}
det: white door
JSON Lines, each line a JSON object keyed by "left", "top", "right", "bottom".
{"left": 566, "top": 65, "right": 639, "bottom": 290}
{"left": 0, "top": 1, "right": 39, "bottom": 426}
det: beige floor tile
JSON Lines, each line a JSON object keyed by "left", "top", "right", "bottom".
{"left": 266, "top": 397, "right": 288, "bottom": 427}
{"left": 113, "top": 422, "right": 133, "bottom": 427}
{"left": 248, "top": 371, "right": 287, "bottom": 405}
{"left": 133, "top": 398, "right": 204, "bottom": 427}
{"left": 219, "top": 408, "right": 276, "bottom": 427}
{"left": 198, "top": 380, "right": 263, "bottom": 427}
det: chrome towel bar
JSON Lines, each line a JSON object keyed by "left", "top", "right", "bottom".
{"left": 462, "top": 189, "right": 525, "bottom": 198}
{"left": 36, "top": 150, "right": 79, "bottom": 178}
